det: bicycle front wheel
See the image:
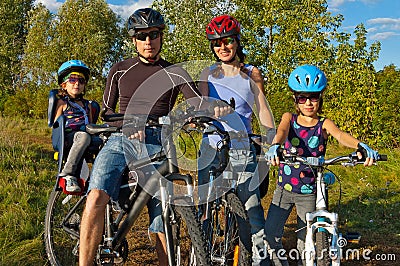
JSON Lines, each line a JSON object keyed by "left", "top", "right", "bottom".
{"left": 316, "top": 231, "right": 331, "bottom": 266}
{"left": 44, "top": 189, "right": 86, "bottom": 266}
{"left": 172, "top": 204, "right": 211, "bottom": 266}
{"left": 206, "top": 192, "right": 252, "bottom": 266}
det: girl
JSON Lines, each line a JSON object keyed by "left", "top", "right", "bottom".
{"left": 264, "top": 64, "right": 379, "bottom": 265}
{"left": 54, "top": 60, "right": 93, "bottom": 193}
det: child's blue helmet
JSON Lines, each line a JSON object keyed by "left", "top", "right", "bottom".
{"left": 288, "top": 65, "right": 327, "bottom": 93}
{"left": 57, "top": 60, "right": 90, "bottom": 85}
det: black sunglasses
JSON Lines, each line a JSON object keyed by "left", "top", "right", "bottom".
{"left": 135, "top": 31, "right": 161, "bottom": 41}
{"left": 211, "top": 37, "right": 236, "bottom": 47}
{"left": 295, "top": 94, "right": 321, "bottom": 104}
{"left": 68, "top": 77, "right": 86, "bottom": 84}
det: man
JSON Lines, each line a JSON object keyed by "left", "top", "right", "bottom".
{"left": 79, "top": 8, "right": 205, "bottom": 265}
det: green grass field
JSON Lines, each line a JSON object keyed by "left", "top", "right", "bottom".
{"left": 0, "top": 116, "right": 398, "bottom": 265}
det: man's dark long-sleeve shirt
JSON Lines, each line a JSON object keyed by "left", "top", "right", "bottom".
{"left": 103, "top": 57, "right": 202, "bottom": 126}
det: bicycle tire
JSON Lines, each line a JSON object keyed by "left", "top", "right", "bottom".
{"left": 315, "top": 231, "right": 331, "bottom": 266}
{"left": 44, "top": 189, "right": 85, "bottom": 266}
{"left": 172, "top": 204, "right": 211, "bottom": 265}
{"left": 205, "top": 192, "right": 252, "bottom": 266}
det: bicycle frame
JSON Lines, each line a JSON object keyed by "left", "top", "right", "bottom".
{"left": 304, "top": 167, "right": 341, "bottom": 266}
{"left": 278, "top": 152, "right": 387, "bottom": 266}
{"left": 100, "top": 120, "right": 196, "bottom": 266}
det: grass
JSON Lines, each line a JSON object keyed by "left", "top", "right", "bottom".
{"left": 0, "top": 116, "right": 398, "bottom": 265}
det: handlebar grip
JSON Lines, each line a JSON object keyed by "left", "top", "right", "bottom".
{"left": 102, "top": 114, "right": 124, "bottom": 122}
{"left": 378, "top": 154, "right": 387, "bottom": 161}
{"left": 277, "top": 147, "right": 285, "bottom": 161}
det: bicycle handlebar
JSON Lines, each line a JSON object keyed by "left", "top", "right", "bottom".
{"left": 276, "top": 148, "right": 387, "bottom": 167}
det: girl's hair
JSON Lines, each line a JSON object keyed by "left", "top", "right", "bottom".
{"left": 293, "top": 92, "right": 324, "bottom": 115}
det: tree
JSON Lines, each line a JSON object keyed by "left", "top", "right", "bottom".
{"left": 151, "top": 0, "right": 384, "bottom": 140}
{"left": 325, "top": 24, "right": 380, "bottom": 143}
{"left": 373, "top": 65, "right": 400, "bottom": 147}
{"left": 0, "top": 0, "right": 34, "bottom": 110}
{"left": 229, "top": 0, "right": 346, "bottom": 122}
{"left": 54, "top": 0, "right": 123, "bottom": 85}
{"left": 5, "top": 0, "right": 124, "bottom": 118}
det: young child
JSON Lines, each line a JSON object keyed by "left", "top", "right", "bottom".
{"left": 54, "top": 60, "right": 93, "bottom": 193}
{"left": 264, "top": 64, "right": 379, "bottom": 265}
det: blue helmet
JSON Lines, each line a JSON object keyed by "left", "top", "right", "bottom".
{"left": 57, "top": 60, "right": 90, "bottom": 85}
{"left": 288, "top": 65, "right": 327, "bottom": 93}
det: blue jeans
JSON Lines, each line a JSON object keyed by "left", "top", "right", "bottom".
{"left": 88, "top": 128, "right": 163, "bottom": 233}
{"left": 198, "top": 141, "right": 267, "bottom": 264}
{"left": 264, "top": 187, "right": 316, "bottom": 266}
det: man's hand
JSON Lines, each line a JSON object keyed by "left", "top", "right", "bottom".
{"left": 128, "top": 130, "right": 145, "bottom": 141}
{"left": 122, "top": 123, "right": 145, "bottom": 142}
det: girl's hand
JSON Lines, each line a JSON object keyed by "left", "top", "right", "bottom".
{"left": 357, "top": 142, "right": 379, "bottom": 166}
{"left": 265, "top": 144, "right": 281, "bottom": 166}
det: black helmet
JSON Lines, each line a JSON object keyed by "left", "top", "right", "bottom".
{"left": 127, "top": 8, "right": 165, "bottom": 37}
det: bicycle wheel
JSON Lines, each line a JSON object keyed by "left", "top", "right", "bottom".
{"left": 205, "top": 192, "right": 252, "bottom": 266}
{"left": 172, "top": 204, "right": 211, "bottom": 265}
{"left": 44, "top": 189, "right": 86, "bottom": 266}
{"left": 315, "top": 231, "right": 331, "bottom": 266}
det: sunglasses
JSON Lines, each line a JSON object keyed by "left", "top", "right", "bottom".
{"left": 68, "top": 77, "right": 86, "bottom": 84}
{"left": 135, "top": 30, "right": 161, "bottom": 41}
{"left": 295, "top": 94, "right": 321, "bottom": 104}
{"left": 211, "top": 37, "right": 236, "bottom": 47}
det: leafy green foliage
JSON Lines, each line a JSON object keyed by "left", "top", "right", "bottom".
{"left": 2, "top": 0, "right": 123, "bottom": 119}
{"left": 152, "top": 0, "right": 215, "bottom": 63}
{"left": 373, "top": 65, "right": 400, "bottom": 147}
{"left": 0, "top": 0, "right": 398, "bottom": 147}
{"left": 0, "top": 0, "right": 35, "bottom": 111}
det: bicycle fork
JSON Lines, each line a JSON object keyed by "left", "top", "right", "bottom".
{"left": 161, "top": 173, "right": 194, "bottom": 266}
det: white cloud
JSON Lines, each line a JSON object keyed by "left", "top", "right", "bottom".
{"left": 34, "top": 0, "right": 63, "bottom": 13}
{"left": 366, "top": 17, "right": 400, "bottom": 40}
{"left": 366, "top": 26, "right": 378, "bottom": 33}
{"left": 370, "top": 31, "right": 399, "bottom": 40}
{"left": 328, "top": 0, "right": 350, "bottom": 9}
{"left": 35, "top": 0, "right": 153, "bottom": 19}
{"left": 367, "top": 18, "right": 400, "bottom": 30}
{"left": 108, "top": 0, "right": 153, "bottom": 20}
{"left": 328, "top": 0, "right": 380, "bottom": 11}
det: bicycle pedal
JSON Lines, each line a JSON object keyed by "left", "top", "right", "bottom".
{"left": 344, "top": 232, "right": 361, "bottom": 244}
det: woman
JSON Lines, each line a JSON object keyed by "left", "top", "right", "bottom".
{"left": 198, "top": 15, "right": 275, "bottom": 265}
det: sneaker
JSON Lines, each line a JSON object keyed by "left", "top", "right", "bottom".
{"left": 64, "top": 175, "right": 81, "bottom": 193}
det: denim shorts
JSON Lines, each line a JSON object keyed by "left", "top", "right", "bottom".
{"left": 88, "top": 128, "right": 164, "bottom": 233}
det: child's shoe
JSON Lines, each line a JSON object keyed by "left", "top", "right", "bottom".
{"left": 64, "top": 175, "right": 81, "bottom": 193}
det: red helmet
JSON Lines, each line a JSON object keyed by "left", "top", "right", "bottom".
{"left": 206, "top": 15, "right": 240, "bottom": 40}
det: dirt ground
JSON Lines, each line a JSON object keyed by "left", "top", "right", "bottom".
{"left": 122, "top": 194, "right": 399, "bottom": 266}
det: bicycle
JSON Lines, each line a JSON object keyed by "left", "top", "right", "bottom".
{"left": 181, "top": 112, "right": 264, "bottom": 266}
{"left": 274, "top": 147, "right": 387, "bottom": 266}
{"left": 44, "top": 109, "right": 211, "bottom": 265}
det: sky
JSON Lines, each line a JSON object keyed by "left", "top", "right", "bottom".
{"left": 35, "top": 0, "right": 400, "bottom": 71}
